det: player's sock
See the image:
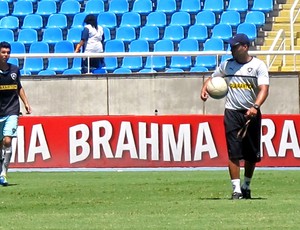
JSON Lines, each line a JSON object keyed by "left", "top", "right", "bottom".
{"left": 231, "top": 179, "right": 241, "bottom": 193}
{"left": 1, "top": 146, "right": 12, "bottom": 177}
{"left": 242, "top": 176, "right": 251, "bottom": 190}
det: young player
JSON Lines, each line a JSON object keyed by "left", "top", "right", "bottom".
{"left": 0, "top": 41, "right": 32, "bottom": 186}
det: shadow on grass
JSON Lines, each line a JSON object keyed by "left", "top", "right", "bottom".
{"left": 198, "top": 197, "right": 267, "bottom": 200}
{"left": 3, "top": 183, "right": 18, "bottom": 187}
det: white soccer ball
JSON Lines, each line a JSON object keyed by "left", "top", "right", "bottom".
{"left": 206, "top": 77, "right": 228, "bottom": 99}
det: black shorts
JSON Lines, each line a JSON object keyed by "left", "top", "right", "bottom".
{"left": 224, "top": 109, "right": 261, "bottom": 163}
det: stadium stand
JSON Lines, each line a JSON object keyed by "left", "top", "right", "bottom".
{"left": 170, "top": 38, "right": 199, "bottom": 70}
{"left": 0, "top": 16, "right": 19, "bottom": 30}
{"left": 219, "top": 11, "right": 241, "bottom": 28}
{"left": 0, "top": 1, "right": 9, "bottom": 18}
{"left": 22, "top": 15, "right": 43, "bottom": 30}
{"left": 132, "top": 0, "right": 153, "bottom": 15}
{"left": 179, "top": 0, "right": 201, "bottom": 14}
{"left": 0, "top": 28, "right": 14, "bottom": 43}
{"left": 35, "top": 1, "right": 57, "bottom": 17}
{"left": 1, "top": 0, "right": 298, "bottom": 73}
{"left": 12, "top": 1, "right": 33, "bottom": 18}
{"left": 84, "top": 0, "right": 105, "bottom": 15}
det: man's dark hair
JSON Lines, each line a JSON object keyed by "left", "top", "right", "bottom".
{"left": 84, "top": 14, "right": 98, "bottom": 29}
{"left": 0, "top": 41, "right": 11, "bottom": 50}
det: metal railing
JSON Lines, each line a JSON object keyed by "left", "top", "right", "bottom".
{"left": 290, "top": 0, "right": 300, "bottom": 51}
{"left": 266, "top": 29, "right": 286, "bottom": 70}
{"left": 10, "top": 50, "right": 300, "bottom": 74}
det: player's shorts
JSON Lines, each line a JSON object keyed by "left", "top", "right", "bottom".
{"left": 0, "top": 115, "right": 19, "bottom": 140}
{"left": 224, "top": 109, "right": 261, "bottom": 163}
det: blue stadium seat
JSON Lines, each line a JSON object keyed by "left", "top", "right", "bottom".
{"left": 144, "top": 39, "right": 174, "bottom": 70}
{"left": 145, "top": 12, "right": 167, "bottom": 28}
{"left": 84, "top": 0, "right": 105, "bottom": 15}
{"left": 166, "top": 68, "right": 184, "bottom": 72}
{"left": 190, "top": 66, "right": 209, "bottom": 72}
{"left": 195, "top": 38, "right": 224, "bottom": 69}
{"left": 71, "top": 58, "right": 82, "bottom": 71}
{"left": 54, "top": 40, "right": 74, "bottom": 53}
{"left": 120, "top": 12, "right": 141, "bottom": 28}
{"left": 0, "top": 29, "right": 14, "bottom": 42}
{"left": 11, "top": 41, "right": 26, "bottom": 54}
{"left": 35, "top": 1, "right": 57, "bottom": 17}
{"left": 62, "top": 69, "right": 82, "bottom": 75}
{"left": 0, "top": 16, "right": 19, "bottom": 30}
{"left": 8, "top": 58, "right": 18, "bottom": 66}
{"left": 237, "top": 23, "right": 257, "bottom": 41}
{"left": 221, "top": 54, "right": 233, "bottom": 62}
{"left": 139, "top": 26, "right": 159, "bottom": 43}
{"left": 138, "top": 68, "right": 157, "bottom": 73}
{"left": 220, "top": 11, "right": 241, "bottom": 28}
{"left": 251, "top": 0, "right": 273, "bottom": 13}
{"left": 156, "top": 0, "right": 176, "bottom": 15}
{"left": 17, "top": 29, "right": 38, "bottom": 45}
{"left": 113, "top": 68, "right": 132, "bottom": 74}
{"left": 103, "top": 27, "right": 111, "bottom": 42}
{"left": 59, "top": 0, "right": 81, "bottom": 16}
{"left": 163, "top": 25, "right": 184, "bottom": 43}
{"left": 47, "top": 58, "right": 69, "bottom": 73}
{"left": 30, "top": 41, "right": 50, "bottom": 54}
{"left": 203, "top": 0, "right": 224, "bottom": 14}
{"left": 180, "top": 0, "right": 201, "bottom": 14}
{"left": 46, "top": 14, "right": 68, "bottom": 30}
{"left": 92, "top": 68, "right": 107, "bottom": 74}
{"left": 227, "top": 0, "right": 248, "bottom": 13}
{"left": 42, "top": 28, "right": 63, "bottom": 45}
{"left": 103, "top": 40, "right": 125, "bottom": 71}
{"left": 20, "top": 70, "right": 31, "bottom": 76}
{"left": 121, "top": 39, "right": 149, "bottom": 71}
{"left": 23, "top": 42, "right": 49, "bottom": 73}
{"left": 212, "top": 23, "right": 232, "bottom": 42}
{"left": 97, "top": 12, "right": 117, "bottom": 29}
{"left": 12, "top": 1, "right": 33, "bottom": 17}
{"left": 38, "top": 70, "right": 57, "bottom": 76}
{"left": 170, "top": 38, "right": 198, "bottom": 70}
{"left": 195, "top": 11, "right": 216, "bottom": 28}
{"left": 187, "top": 25, "right": 208, "bottom": 43}
{"left": 46, "top": 41, "right": 74, "bottom": 73}
{"left": 245, "top": 11, "right": 266, "bottom": 28}
{"left": 67, "top": 27, "right": 83, "bottom": 44}
{"left": 0, "top": 1, "right": 9, "bottom": 18}
{"left": 169, "top": 11, "right": 191, "bottom": 28}
{"left": 132, "top": 0, "right": 153, "bottom": 15}
{"left": 71, "top": 13, "right": 87, "bottom": 28}
{"left": 108, "top": 0, "right": 129, "bottom": 15}
{"left": 22, "top": 14, "right": 43, "bottom": 30}
{"left": 115, "top": 26, "right": 136, "bottom": 43}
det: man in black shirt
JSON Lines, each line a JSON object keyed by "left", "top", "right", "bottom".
{"left": 0, "top": 41, "right": 31, "bottom": 186}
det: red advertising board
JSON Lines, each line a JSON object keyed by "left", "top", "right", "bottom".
{"left": 10, "top": 115, "right": 300, "bottom": 168}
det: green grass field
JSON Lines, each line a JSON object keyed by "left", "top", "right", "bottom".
{"left": 0, "top": 170, "right": 299, "bottom": 230}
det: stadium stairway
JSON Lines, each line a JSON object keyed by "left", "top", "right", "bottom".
{"left": 258, "top": 0, "right": 300, "bottom": 71}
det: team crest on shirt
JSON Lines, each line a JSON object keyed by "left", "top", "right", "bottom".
{"left": 247, "top": 67, "right": 253, "bottom": 73}
{"left": 11, "top": 73, "right": 17, "bottom": 81}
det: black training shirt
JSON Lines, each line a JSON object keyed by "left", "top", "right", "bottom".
{"left": 0, "top": 64, "right": 22, "bottom": 116}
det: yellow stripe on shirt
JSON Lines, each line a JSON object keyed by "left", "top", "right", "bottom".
{"left": 0, "top": 85, "right": 18, "bottom": 90}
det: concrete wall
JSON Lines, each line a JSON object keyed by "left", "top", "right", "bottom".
{"left": 21, "top": 72, "right": 299, "bottom": 116}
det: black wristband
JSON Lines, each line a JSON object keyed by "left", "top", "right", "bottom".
{"left": 253, "top": 104, "right": 260, "bottom": 110}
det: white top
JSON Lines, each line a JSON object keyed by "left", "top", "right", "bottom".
{"left": 212, "top": 57, "right": 269, "bottom": 110}
{"left": 83, "top": 24, "right": 104, "bottom": 53}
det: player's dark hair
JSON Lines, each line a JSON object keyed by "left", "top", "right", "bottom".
{"left": 0, "top": 41, "right": 11, "bottom": 50}
{"left": 84, "top": 14, "right": 98, "bottom": 29}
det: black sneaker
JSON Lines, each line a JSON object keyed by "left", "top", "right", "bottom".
{"left": 231, "top": 192, "right": 243, "bottom": 200}
{"left": 241, "top": 187, "right": 251, "bottom": 199}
